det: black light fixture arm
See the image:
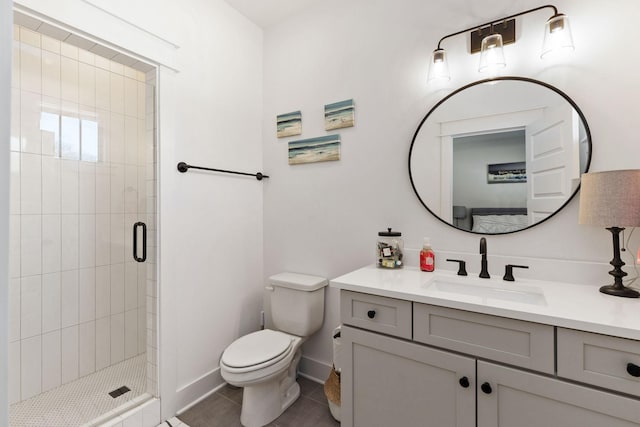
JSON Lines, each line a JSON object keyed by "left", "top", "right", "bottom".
{"left": 177, "top": 162, "right": 269, "bottom": 181}
{"left": 435, "top": 4, "right": 559, "bottom": 50}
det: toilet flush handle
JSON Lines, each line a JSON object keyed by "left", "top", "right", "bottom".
{"left": 265, "top": 285, "right": 275, "bottom": 292}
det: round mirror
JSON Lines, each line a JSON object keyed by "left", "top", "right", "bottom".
{"left": 409, "top": 77, "right": 591, "bottom": 234}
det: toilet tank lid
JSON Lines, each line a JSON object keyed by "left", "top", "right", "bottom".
{"left": 269, "top": 272, "right": 328, "bottom": 291}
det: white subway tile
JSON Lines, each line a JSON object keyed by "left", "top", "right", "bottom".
{"left": 21, "top": 335, "right": 42, "bottom": 400}
{"left": 42, "top": 50, "right": 61, "bottom": 99}
{"left": 95, "top": 265, "right": 111, "bottom": 319}
{"left": 9, "top": 340, "right": 20, "bottom": 404}
{"left": 61, "top": 56, "right": 79, "bottom": 103}
{"left": 96, "top": 214, "right": 111, "bottom": 266}
{"left": 95, "top": 68, "right": 110, "bottom": 111}
{"left": 42, "top": 329, "right": 62, "bottom": 392}
{"left": 11, "top": 41, "right": 20, "bottom": 89}
{"left": 20, "top": 90, "right": 42, "bottom": 155}
{"left": 110, "top": 73, "right": 124, "bottom": 114}
{"left": 21, "top": 275, "right": 42, "bottom": 339}
{"left": 124, "top": 309, "right": 137, "bottom": 359}
{"left": 42, "top": 156, "right": 61, "bottom": 214}
{"left": 78, "top": 48, "right": 95, "bottom": 66}
{"left": 20, "top": 152, "right": 42, "bottom": 213}
{"left": 110, "top": 313, "right": 125, "bottom": 364}
{"left": 9, "top": 215, "right": 20, "bottom": 278}
{"left": 61, "top": 269, "right": 79, "bottom": 328}
{"left": 123, "top": 66, "right": 137, "bottom": 80}
{"left": 96, "top": 163, "right": 111, "bottom": 214}
{"left": 20, "top": 215, "right": 42, "bottom": 277}
{"left": 9, "top": 278, "right": 20, "bottom": 342}
{"left": 61, "top": 113, "right": 80, "bottom": 160}
{"left": 79, "top": 162, "right": 96, "bottom": 214}
{"left": 110, "top": 263, "right": 125, "bottom": 315}
{"left": 79, "top": 320, "right": 96, "bottom": 377}
{"left": 124, "top": 214, "right": 136, "bottom": 264}
{"left": 41, "top": 34, "right": 60, "bottom": 54}
{"left": 79, "top": 267, "right": 96, "bottom": 323}
{"left": 20, "top": 43, "right": 41, "bottom": 93}
{"left": 42, "top": 272, "right": 61, "bottom": 333}
{"left": 61, "top": 159, "right": 79, "bottom": 213}
{"left": 138, "top": 264, "right": 147, "bottom": 307}
{"left": 79, "top": 62, "right": 96, "bottom": 108}
{"left": 124, "top": 262, "right": 138, "bottom": 311}
{"left": 110, "top": 213, "right": 125, "bottom": 264}
{"left": 95, "top": 53, "right": 110, "bottom": 71}
{"left": 137, "top": 81, "right": 146, "bottom": 119}
{"left": 137, "top": 165, "right": 147, "bottom": 214}
{"left": 95, "top": 316, "right": 111, "bottom": 370}
{"left": 124, "top": 164, "right": 138, "bottom": 214}
{"left": 61, "top": 214, "right": 79, "bottom": 271}
{"left": 19, "top": 27, "right": 40, "bottom": 47}
{"left": 60, "top": 42, "right": 78, "bottom": 60}
{"left": 124, "top": 116, "right": 138, "bottom": 166}
{"left": 137, "top": 307, "right": 146, "bottom": 354}
{"left": 79, "top": 215, "right": 96, "bottom": 268}
{"left": 110, "top": 113, "right": 125, "bottom": 164}
{"left": 110, "top": 61, "right": 124, "bottom": 75}
{"left": 61, "top": 325, "right": 79, "bottom": 384}
{"left": 42, "top": 214, "right": 61, "bottom": 274}
{"left": 124, "top": 77, "right": 137, "bottom": 118}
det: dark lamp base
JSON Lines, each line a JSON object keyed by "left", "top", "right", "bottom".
{"left": 599, "top": 284, "right": 640, "bottom": 298}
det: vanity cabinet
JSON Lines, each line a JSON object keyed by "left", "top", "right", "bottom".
{"left": 340, "top": 290, "right": 640, "bottom": 427}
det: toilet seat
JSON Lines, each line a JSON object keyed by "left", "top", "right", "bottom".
{"left": 221, "top": 330, "right": 295, "bottom": 374}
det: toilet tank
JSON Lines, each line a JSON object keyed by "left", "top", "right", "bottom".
{"left": 268, "top": 272, "right": 328, "bottom": 337}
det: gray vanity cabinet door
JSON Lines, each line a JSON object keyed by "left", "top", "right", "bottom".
{"left": 477, "top": 361, "right": 640, "bottom": 427}
{"left": 341, "top": 325, "right": 475, "bottom": 427}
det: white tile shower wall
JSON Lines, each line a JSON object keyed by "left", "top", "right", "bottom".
{"left": 9, "top": 25, "right": 151, "bottom": 404}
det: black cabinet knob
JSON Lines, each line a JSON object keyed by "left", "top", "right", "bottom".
{"left": 367, "top": 310, "right": 376, "bottom": 319}
{"left": 481, "top": 382, "right": 492, "bottom": 394}
{"left": 627, "top": 363, "right": 640, "bottom": 377}
{"left": 459, "top": 377, "right": 470, "bottom": 388}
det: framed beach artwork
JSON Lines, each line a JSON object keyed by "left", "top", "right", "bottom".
{"left": 277, "top": 110, "right": 302, "bottom": 138}
{"left": 324, "top": 99, "right": 354, "bottom": 130}
{"left": 487, "top": 162, "right": 527, "bottom": 183}
{"left": 288, "top": 135, "right": 341, "bottom": 165}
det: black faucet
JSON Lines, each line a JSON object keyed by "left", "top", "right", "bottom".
{"left": 479, "top": 237, "right": 490, "bottom": 278}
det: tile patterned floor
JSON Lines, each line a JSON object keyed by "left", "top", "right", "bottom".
{"left": 10, "top": 355, "right": 147, "bottom": 427}
{"left": 178, "top": 377, "right": 340, "bottom": 427}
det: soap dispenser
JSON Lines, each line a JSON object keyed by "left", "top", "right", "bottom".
{"left": 420, "top": 238, "right": 435, "bottom": 272}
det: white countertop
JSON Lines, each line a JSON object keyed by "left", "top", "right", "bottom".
{"left": 331, "top": 265, "right": 640, "bottom": 341}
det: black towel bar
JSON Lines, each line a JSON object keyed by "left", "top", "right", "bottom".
{"left": 177, "top": 162, "right": 269, "bottom": 181}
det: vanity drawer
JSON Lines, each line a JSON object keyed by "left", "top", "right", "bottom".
{"left": 413, "top": 303, "right": 554, "bottom": 374}
{"left": 557, "top": 328, "right": 640, "bottom": 396}
{"left": 340, "top": 290, "right": 412, "bottom": 339}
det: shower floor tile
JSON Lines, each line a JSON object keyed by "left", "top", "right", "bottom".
{"left": 10, "top": 355, "right": 148, "bottom": 427}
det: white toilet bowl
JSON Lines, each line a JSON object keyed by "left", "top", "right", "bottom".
{"left": 219, "top": 272, "right": 328, "bottom": 427}
{"left": 220, "top": 329, "right": 304, "bottom": 427}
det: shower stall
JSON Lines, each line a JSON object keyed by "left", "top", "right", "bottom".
{"left": 8, "top": 10, "right": 159, "bottom": 426}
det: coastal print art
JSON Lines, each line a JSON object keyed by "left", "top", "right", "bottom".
{"left": 277, "top": 110, "right": 302, "bottom": 138}
{"left": 324, "top": 99, "right": 354, "bottom": 130}
{"left": 288, "top": 135, "right": 341, "bottom": 165}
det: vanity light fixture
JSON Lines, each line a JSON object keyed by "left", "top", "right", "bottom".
{"left": 578, "top": 170, "right": 640, "bottom": 298}
{"left": 427, "top": 4, "right": 574, "bottom": 82}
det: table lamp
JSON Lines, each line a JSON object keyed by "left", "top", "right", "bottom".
{"left": 578, "top": 170, "right": 640, "bottom": 298}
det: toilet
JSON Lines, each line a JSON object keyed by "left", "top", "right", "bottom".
{"left": 220, "top": 272, "right": 328, "bottom": 427}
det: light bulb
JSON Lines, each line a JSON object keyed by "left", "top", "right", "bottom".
{"left": 478, "top": 33, "right": 506, "bottom": 73}
{"left": 541, "top": 14, "right": 574, "bottom": 58}
{"left": 427, "top": 48, "right": 450, "bottom": 82}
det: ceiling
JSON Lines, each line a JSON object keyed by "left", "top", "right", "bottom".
{"left": 223, "top": 0, "right": 317, "bottom": 29}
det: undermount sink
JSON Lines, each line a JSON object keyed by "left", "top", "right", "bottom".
{"left": 425, "top": 275, "right": 547, "bottom": 306}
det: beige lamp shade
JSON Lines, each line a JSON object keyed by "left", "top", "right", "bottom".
{"left": 579, "top": 170, "right": 640, "bottom": 227}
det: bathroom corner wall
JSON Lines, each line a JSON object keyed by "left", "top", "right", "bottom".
{"left": 8, "top": 26, "right": 149, "bottom": 403}
{"left": 262, "top": 0, "right": 640, "bottom": 379}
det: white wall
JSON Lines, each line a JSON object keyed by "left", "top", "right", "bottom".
{"left": 263, "top": 0, "right": 640, "bottom": 378}
{"left": 12, "top": 0, "right": 264, "bottom": 420}
{"left": 1, "top": 1, "right": 13, "bottom": 425}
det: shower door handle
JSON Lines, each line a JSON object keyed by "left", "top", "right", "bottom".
{"left": 133, "top": 222, "right": 147, "bottom": 262}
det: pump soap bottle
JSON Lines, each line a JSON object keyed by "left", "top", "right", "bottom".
{"left": 420, "top": 238, "right": 435, "bottom": 272}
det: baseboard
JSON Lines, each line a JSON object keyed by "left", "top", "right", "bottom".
{"left": 298, "top": 355, "right": 332, "bottom": 384}
{"left": 174, "top": 367, "right": 224, "bottom": 415}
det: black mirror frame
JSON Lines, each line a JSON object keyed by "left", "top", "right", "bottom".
{"left": 408, "top": 76, "right": 592, "bottom": 235}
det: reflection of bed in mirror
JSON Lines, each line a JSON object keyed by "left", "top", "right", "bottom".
{"left": 468, "top": 207, "right": 528, "bottom": 233}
